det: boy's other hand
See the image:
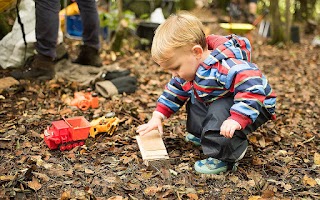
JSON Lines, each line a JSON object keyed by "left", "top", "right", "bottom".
{"left": 136, "top": 112, "right": 164, "bottom": 136}
{"left": 220, "top": 119, "right": 241, "bottom": 138}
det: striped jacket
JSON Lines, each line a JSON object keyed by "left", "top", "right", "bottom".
{"left": 155, "top": 34, "right": 276, "bottom": 129}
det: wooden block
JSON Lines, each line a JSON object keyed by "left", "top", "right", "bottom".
{"left": 136, "top": 130, "right": 169, "bottom": 165}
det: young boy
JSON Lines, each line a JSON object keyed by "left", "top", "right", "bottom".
{"left": 136, "top": 12, "right": 276, "bottom": 174}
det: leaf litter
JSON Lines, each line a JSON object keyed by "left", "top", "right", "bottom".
{"left": 0, "top": 17, "right": 319, "bottom": 200}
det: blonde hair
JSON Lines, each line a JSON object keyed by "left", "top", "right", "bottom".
{"left": 151, "top": 11, "right": 207, "bottom": 64}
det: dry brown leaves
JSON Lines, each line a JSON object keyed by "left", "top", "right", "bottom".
{"left": 0, "top": 18, "right": 319, "bottom": 200}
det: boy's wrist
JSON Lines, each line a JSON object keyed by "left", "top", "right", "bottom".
{"left": 153, "top": 111, "right": 166, "bottom": 120}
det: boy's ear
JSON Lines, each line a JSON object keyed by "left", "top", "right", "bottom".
{"left": 191, "top": 45, "right": 203, "bottom": 59}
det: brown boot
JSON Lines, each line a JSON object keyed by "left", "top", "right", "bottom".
{"left": 72, "top": 45, "right": 102, "bottom": 67}
{"left": 10, "top": 54, "right": 55, "bottom": 80}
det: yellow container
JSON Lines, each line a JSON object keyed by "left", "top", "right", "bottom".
{"left": 219, "top": 23, "right": 255, "bottom": 35}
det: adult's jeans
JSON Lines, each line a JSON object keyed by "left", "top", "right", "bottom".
{"left": 35, "top": 0, "right": 100, "bottom": 58}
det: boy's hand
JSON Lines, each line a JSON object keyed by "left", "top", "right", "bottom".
{"left": 220, "top": 119, "right": 241, "bottom": 138}
{"left": 136, "top": 112, "right": 164, "bottom": 136}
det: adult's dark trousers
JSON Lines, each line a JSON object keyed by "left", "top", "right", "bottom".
{"left": 35, "top": 0, "right": 100, "bottom": 58}
{"left": 186, "top": 97, "right": 271, "bottom": 163}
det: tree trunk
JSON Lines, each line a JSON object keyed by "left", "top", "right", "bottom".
{"left": 270, "top": 0, "right": 285, "bottom": 44}
{"left": 285, "top": 0, "right": 292, "bottom": 44}
{"left": 294, "top": 0, "right": 318, "bottom": 21}
{"left": 117, "top": 0, "right": 123, "bottom": 19}
{"left": 110, "top": 0, "right": 126, "bottom": 52}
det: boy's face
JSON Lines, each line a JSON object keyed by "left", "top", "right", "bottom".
{"left": 159, "top": 45, "right": 203, "bottom": 81}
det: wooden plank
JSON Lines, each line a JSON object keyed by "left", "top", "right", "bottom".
{"left": 136, "top": 130, "right": 169, "bottom": 164}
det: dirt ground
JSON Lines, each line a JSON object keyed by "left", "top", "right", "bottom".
{"left": 1, "top": 7, "right": 320, "bottom": 200}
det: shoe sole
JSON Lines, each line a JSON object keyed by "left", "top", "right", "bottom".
{"left": 194, "top": 164, "right": 228, "bottom": 174}
{"left": 194, "top": 163, "right": 237, "bottom": 174}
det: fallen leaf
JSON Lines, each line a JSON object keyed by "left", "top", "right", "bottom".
{"left": 252, "top": 156, "right": 266, "bottom": 165}
{"left": 65, "top": 169, "right": 73, "bottom": 177}
{"left": 0, "top": 77, "right": 19, "bottom": 89}
{"left": 140, "top": 172, "right": 153, "bottom": 180}
{"left": 63, "top": 180, "right": 74, "bottom": 184}
{"left": 61, "top": 190, "right": 71, "bottom": 200}
{"left": 105, "top": 176, "right": 120, "bottom": 183}
{"left": 222, "top": 187, "right": 233, "bottom": 194}
{"left": 85, "top": 168, "right": 94, "bottom": 174}
{"left": 284, "top": 184, "right": 292, "bottom": 191}
{"left": 31, "top": 156, "right": 52, "bottom": 169}
{"left": 248, "top": 196, "right": 262, "bottom": 200}
{"left": 33, "top": 172, "right": 50, "bottom": 182}
{"left": 258, "top": 136, "right": 266, "bottom": 147}
{"left": 314, "top": 152, "right": 320, "bottom": 165}
{"left": 229, "top": 175, "right": 239, "bottom": 183}
{"left": 107, "top": 196, "right": 124, "bottom": 200}
{"left": 49, "top": 83, "right": 60, "bottom": 89}
{"left": 21, "top": 141, "right": 33, "bottom": 148}
{"left": 110, "top": 51, "right": 117, "bottom": 61}
{"left": 59, "top": 108, "right": 73, "bottom": 115}
{"left": 187, "top": 193, "right": 199, "bottom": 200}
{"left": 0, "top": 141, "right": 11, "bottom": 149}
{"left": 138, "top": 112, "right": 147, "bottom": 121}
{"left": 66, "top": 152, "right": 76, "bottom": 161}
{"left": 74, "top": 163, "right": 84, "bottom": 171}
{"left": 29, "top": 130, "right": 42, "bottom": 138}
{"left": 122, "top": 182, "right": 140, "bottom": 191}
{"left": 248, "top": 180, "right": 256, "bottom": 187}
{"left": 261, "top": 190, "right": 274, "bottom": 198}
{"left": 273, "top": 135, "right": 281, "bottom": 142}
{"left": 0, "top": 175, "right": 15, "bottom": 181}
{"left": 121, "top": 155, "right": 134, "bottom": 164}
{"left": 248, "top": 135, "right": 257, "bottom": 144}
{"left": 45, "top": 109, "right": 58, "bottom": 115}
{"left": 303, "top": 175, "right": 317, "bottom": 187}
{"left": 144, "top": 186, "right": 162, "bottom": 196}
{"left": 48, "top": 169, "right": 65, "bottom": 177}
{"left": 28, "top": 177, "right": 42, "bottom": 191}
{"left": 61, "top": 94, "right": 72, "bottom": 104}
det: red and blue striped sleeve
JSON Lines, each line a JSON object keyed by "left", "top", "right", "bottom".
{"left": 223, "top": 62, "right": 267, "bottom": 128}
{"left": 155, "top": 78, "right": 191, "bottom": 118}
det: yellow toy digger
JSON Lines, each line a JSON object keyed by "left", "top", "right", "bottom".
{"left": 89, "top": 116, "right": 119, "bottom": 138}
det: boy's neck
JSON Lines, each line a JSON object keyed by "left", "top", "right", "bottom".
{"left": 201, "top": 49, "right": 211, "bottom": 62}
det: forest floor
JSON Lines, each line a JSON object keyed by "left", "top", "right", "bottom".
{"left": 0, "top": 7, "right": 320, "bottom": 200}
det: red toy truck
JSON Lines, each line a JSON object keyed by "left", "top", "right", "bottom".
{"left": 44, "top": 116, "right": 91, "bottom": 151}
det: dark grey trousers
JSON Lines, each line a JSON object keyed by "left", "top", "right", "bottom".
{"left": 35, "top": 0, "right": 100, "bottom": 58}
{"left": 186, "top": 97, "right": 271, "bottom": 163}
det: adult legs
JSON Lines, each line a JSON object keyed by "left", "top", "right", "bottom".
{"left": 72, "top": 0, "right": 102, "bottom": 67}
{"left": 36, "top": 0, "right": 101, "bottom": 59}
{"left": 76, "top": 0, "right": 100, "bottom": 50}
{"left": 10, "top": 0, "right": 59, "bottom": 80}
{"left": 35, "top": 0, "right": 60, "bottom": 59}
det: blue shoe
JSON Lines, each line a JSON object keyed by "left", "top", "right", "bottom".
{"left": 185, "top": 133, "right": 201, "bottom": 146}
{"left": 194, "top": 157, "right": 237, "bottom": 174}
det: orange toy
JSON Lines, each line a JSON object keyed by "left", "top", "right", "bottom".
{"left": 70, "top": 89, "right": 99, "bottom": 110}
